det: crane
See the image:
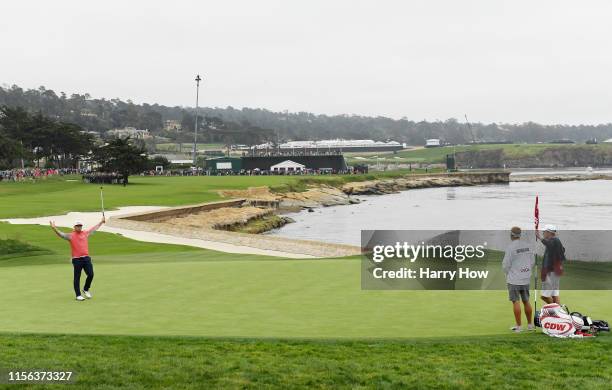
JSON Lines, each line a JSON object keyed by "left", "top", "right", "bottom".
{"left": 465, "top": 114, "right": 477, "bottom": 144}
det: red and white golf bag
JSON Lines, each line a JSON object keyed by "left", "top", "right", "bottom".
{"left": 538, "top": 303, "right": 593, "bottom": 338}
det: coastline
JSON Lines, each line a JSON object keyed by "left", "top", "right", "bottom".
{"left": 105, "top": 172, "right": 512, "bottom": 257}
{"left": 8, "top": 171, "right": 609, "bottom": 258}
{"left": 509, "top": 173, "right": 612, "bottom": 182}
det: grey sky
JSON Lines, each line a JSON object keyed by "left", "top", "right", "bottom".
{"left": 3, "top": 0, "right": 612, "bottom": 124}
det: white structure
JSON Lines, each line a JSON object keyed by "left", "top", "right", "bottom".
{"left": 106, "top": 127, "right": 151, "bottom": 139}
{"left": 252, "top": 139, "right": 402, "bottom": 152}
{"left": 425, "top": 139, "right": 441, "bottom": 147}
{"left": 603, "top": 138, "right": 612, "bottom": 143}
{"left": 169, "top": 159, "right": 193, "bottom": 165}
{"left": 163, "top": 120, "right": 182, "bottom": 132}
{"left": 270, "top": 160, "right": 305, "bottom": 173}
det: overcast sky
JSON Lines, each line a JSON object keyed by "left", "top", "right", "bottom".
{"left": 3, "top": 1, "right": 612, "bottom": 124}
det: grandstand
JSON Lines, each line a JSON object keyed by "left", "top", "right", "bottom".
{"left": 251, "top": 139, "right": 404, "bottom": 153}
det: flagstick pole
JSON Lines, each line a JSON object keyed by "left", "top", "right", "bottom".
{"left": 100, "top": 186, "right": 105, "bottom": 218}
{"left": 534, "top": 195, "right": 539, "bottom": 325}
{"left": 534, "top": 256, "right": 538, "bottom": 324}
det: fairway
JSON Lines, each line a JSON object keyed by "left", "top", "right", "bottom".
{"left": 346, "top": 143, "right": 612, "bottom": 164}
{"left": 0, "top": 171, "right": 435, "bottom": 219}
{"left": 0, "top": 175, "right": 297, "bottom": 219}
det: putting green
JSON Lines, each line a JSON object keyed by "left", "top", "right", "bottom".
{"left": 2, "top": 225, "right": 611, "bottom": 338}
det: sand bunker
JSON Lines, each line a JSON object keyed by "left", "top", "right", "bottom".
{"left": 1, "top": 206, "right": 313, "bottom": 258}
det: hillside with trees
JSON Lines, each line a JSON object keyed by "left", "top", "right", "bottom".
{"left": 0, "top": 106, "right": 93, "bottom": 169}
{"left": 2, "top": 84, "right": 612, "bottom": 145}
{"left": 0, "top": 106, "right": 156, "bottom": 178}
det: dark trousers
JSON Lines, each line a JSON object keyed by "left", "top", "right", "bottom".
{"left": 72, "top": 256, "right": 94, "bottom": 297}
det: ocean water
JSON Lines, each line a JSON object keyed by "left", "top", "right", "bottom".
{"left": 268, "top": 180, "right": 612, "bottom": 246}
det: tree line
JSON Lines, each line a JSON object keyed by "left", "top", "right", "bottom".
{"left": 3, "top": 84, "right": 612, "bottom": 145}
{"left": 0, "top": 106, "right": 92, "bottom": 169}
{"left": 0, "top": 105, "right": 161, "bottom": 179}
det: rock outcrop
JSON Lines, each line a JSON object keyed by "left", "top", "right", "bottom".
{"left": 220, "top": 185, "right": 354, "bottom": 210}
{"left": 220, "top": 173, "right": 510, "bottom": 207}
{"left": 510, "top": 173, "right": 612, "bottom": 182}
{"left": 279, "top": 186, "right": 353, "bottom": 209}
{"left": 341, "top": 172, "right": 510, "bottom": 195}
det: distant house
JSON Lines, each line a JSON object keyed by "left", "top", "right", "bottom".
{"left": 270, "top": 160, "right": 305, "bottom": 173}
{"left": 106, "top": 127, "right": 151, "bottom": 139}
{"left": 80, "top": 109, "right": 98, "bottom": 118}
{"left": 603, "top": 138, "right": 612, "bottom": 144}
{"left": 163, "top": 120, "right": 182, "bottom": 132}
{"left": 425, "top": 139, "right": 441, "bottom": 148}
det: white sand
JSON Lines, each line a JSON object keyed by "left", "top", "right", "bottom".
{"left": 1, "top": 206, "right": 313, "bottom": 259}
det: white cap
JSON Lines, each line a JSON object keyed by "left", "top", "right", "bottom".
{"left": 74, "top": 221, "right": 83, "bottom": 226}
{"left": 543, "top": 224, "right": 557, "bottom": 233}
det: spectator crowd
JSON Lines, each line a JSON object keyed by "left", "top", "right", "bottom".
{"left": 0, "top": 168, "right": 83, "bottom": 182}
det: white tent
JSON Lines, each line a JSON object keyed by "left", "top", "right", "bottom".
{"left": 603, "top": 138, "right": 612, "bottom": 143}
{"left": 270, "top": 160, "right": 305, "bottom": 172}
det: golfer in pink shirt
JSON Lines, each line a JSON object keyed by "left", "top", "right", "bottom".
{"left": 50, "top": 217, "right": 105, "bottom": 301}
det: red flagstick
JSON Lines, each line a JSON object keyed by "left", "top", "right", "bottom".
{"left": 534, "top": 195, "right": 539, "bottom": 233}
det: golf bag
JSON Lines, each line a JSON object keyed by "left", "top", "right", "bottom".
{"left": 535, "top": 303, "right": 610, "bottom": 338}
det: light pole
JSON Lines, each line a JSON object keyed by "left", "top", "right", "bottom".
{"left": 192, "top": 74, "right": 202, "bottom": 166}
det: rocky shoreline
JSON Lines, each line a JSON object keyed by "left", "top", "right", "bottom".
{"left": 220, "top": 172, "right": 512, "bottom": 209}
{"left": 340, "top": 172, "right": 509, "bottom": 196}
{"left": 137, "top": 171, "right": 611, "bottom": 236}
{"left": 106, "top": 171, "right": 612, "bottom": 257}
{"left": 339, "top": 171, "right": 612, "bottom": 196}
{"left": 510, "top": 173, "right": 612, "bottom": 182}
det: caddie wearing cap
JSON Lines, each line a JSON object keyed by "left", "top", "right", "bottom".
{"left": 502, "top": 226, "right": 535, "bottom": 332}
{"left": 535, "top": 224, "right": 566, "bottom": 304}
{"left": 49, "top": 217, "right": 105, "bottom": 301}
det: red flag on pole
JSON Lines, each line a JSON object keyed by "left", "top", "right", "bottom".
{"left": 533, "top": 195, "right": 540, "bottom": 321}
{"left": 534, "top": 195, "right": 539, "bottom": 232}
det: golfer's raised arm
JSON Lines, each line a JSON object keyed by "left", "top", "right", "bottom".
{"left": 50, "top": 221, "right": 70, "bottom": 240}
{"left": 85, "top": 217, "right": 106, "bottom": 235}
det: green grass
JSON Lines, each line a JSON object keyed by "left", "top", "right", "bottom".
{"left": 0, "top": 238, "right": 45, "bottom": 256}
{"left": 230, "top": 215, "right": 289, "bottom": 234}
{"left": 2, "top": 175, "right": 611, "bottom": 388}
{"left": 0, "top": 223, "right": 201, "bottom": 267}
{"left": 0, "top": 171, "right": 445, "bottom": 218}
{"left": 2, "top": 333, "right": 611, "bottom": 389}
{"left": 1, "top": 224, "right": 610, "bottom": 388}
{"left": 0, "top": 175, "right": 297, "bottom": 219}
{"left": 347, "top": 143, "right": 612, "bottom": 164}
{"left": 1, "top": 223, "right": 610, "bottom": 339}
